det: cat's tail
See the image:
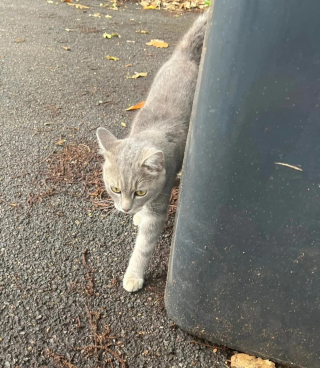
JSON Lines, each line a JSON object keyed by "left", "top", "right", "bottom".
{"left": 175, "top": 10, "right": 209, "bottom": 64}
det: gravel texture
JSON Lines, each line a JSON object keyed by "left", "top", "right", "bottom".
{"left": 0, "top": 1, "right": 229, "bottom": 367}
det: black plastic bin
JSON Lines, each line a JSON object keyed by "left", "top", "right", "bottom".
{"left": 165, "top": 1, "right": 320, "bottom": 367}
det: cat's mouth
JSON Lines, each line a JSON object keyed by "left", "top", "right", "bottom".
{"left": 121, "top": 209, "right": 133, "bottom": 214}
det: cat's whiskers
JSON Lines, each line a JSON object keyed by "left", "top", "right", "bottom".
{"left": 159, "top": 192, "right": 171, "bottom": 197}
{"left": 140, "top": 206, "right": 162, "bottom": 217}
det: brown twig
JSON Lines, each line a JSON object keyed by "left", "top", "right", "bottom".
{"left": 80, "top": 345, "right": 125, "bottom": 368}
{"left": 84, "top": 303, "right": 100, "bottom": 354}
{"left": 82, "top": 249, "right": 94, "bottom": 273}
{"left": 46, "top": 348, "right": 79, "bottom": 368}
{"left": 107, "top": 358, "right": 114, "bottom": 368}
{"left": 190, "top": 340, "right": 222, "bottom": 350}
{"left": 81, "top": 304, "right": 126, "bottom": 367}
{"left": 82, "top": 249, "right": 97, "bottom": 296}
{"left": 0, "top": 198, "right": 17, "bottom": 207}
{"left": 40, "top": 151, "right": 55, "bottom": 164}
{"left": 154, "top": 296, "right": 164, "bottom": 304}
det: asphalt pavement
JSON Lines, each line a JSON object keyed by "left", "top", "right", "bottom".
{"left": 0, "top": 1, "right": 230, "bottom": 367}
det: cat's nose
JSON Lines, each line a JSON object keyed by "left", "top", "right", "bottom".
{"left": 121, "top": 198, "right": 132, "bottom": 213}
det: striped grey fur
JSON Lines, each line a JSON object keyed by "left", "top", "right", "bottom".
{"left": 97, "top": 11, "right": 208, "bottom": 292}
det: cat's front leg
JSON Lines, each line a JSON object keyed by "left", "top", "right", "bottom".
{"left": 123, "top": 211, "right": 166, "bottom": 292}
{"left": 133, "top": 213, "right": 142, "bottom": 226}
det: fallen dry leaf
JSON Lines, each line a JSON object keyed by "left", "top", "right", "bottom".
{"left": 15, "top": 38, "right": 25, "bottom": 43}
{"left": 61, "top": 0, "right": 72, "bottom": 3}
{"left": 65, "top": 28, "right": 74, "bottom": 32}
{"left": 106, "top": 55, "right": 119, "bottom": 61}
{"left": 67, "top": 3, "right": 89, "bottom": 9}
{"left": 110, "top": 4, "right": 118, "bottom": 10}
{"left": 231, "top": 354, "right": 275, "bottom": 368}
{"left": 146, "top": 39, "right": 168, "bottom": 48}
{"left": 89, "top": 13, "right": 101, "bottom": 17}
{"left": 143, "top": 5, "right": 157, "bottom": 9}
{"left": 125, "top": 64, "right": 132, "bottom": 67}
{"left": 61, "top": 46, "right": 70, "bottom": 51}
{"left": 105, "top": 14, "right": 112, "bottom": 18}
{"left": 127, "top": 72, "right": 147, "bottom": 79}
{"left": 136, "top": 30, "right": 149, "bottom": 34}
{"left": 126, "top": 101, "right": 145, "bottom": 111}
{"left": 103, "top": 32, "right": 121, "bottom": 39}
{"left": 55, "top": 139, "right": 66, "bottom": 146}
{"left": 140, "top": 0, "right": 208, "bottom": 11}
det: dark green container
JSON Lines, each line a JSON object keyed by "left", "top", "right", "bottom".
{"left": 165, "top": 1, "right": 320, "bottom": 367}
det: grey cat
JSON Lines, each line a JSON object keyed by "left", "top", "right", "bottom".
{"left": 96, "top": 11, "right": 208, "bottom": 292}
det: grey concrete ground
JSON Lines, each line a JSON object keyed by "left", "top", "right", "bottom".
{"left": 0, "top": 1, "right": 230, "bottom": 367}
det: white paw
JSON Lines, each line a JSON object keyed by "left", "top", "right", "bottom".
{"left": 123, "top": 274, "right": 144, "bottom": 292}
{"left": 133, "top": 213, "right": 141, "bottom": 226}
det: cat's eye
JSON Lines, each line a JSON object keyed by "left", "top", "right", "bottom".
{"left": 135, "top": 190, "right": 147, "bottom": 197}
{"left": 111, "top": 186, "right": 121, "bottom": 193}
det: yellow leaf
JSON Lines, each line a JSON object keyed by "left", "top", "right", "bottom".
{"left": 121, "top": 122, "right": 127, "bottom": 127}
{"left": 231, "top": 354, "right": 275, "bottom": 368}
{"left": 126, "top": 101, "right": 145, "bottom": 111}
{"left": 89, "top": 13, "right": 101, "bottom": 17}
{"left": 136, "top": 30, "right": 149, "bottom": 34}
{"left": 55, "top": 139, "right": 66, "bottom": 146}
{"left": 146, "top": 39, "right": 168, "bottom": 48}
{"left": 106, "top": 55, "right": 119, "bottom": 61}
{"left": 105, "top": 14, "right": 112, "bottom": 18}
{"left": 103, "top": 33, "right": 120, "bottom": 39}
{"left": 143, "top": 5, "right": 157, "bottom": 9}
{"left": 128, "top": 72, "right": 147, "bottom": 79}
{"left": 67, "top": 3, "right": 89, "bottom": 9}
{"left": 61, "top": 46, "right": 70, "bottom": 51}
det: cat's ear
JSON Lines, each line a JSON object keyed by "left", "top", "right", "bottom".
{"left": 96, "top": 127, "right": 117, "bottom": 154}
{"left": 141, "top": 149, "right": 164, "bottom": 172}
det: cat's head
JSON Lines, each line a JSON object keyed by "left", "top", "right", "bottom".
{"left": 96, "top": 127, "right": 166, "bottom": 214}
